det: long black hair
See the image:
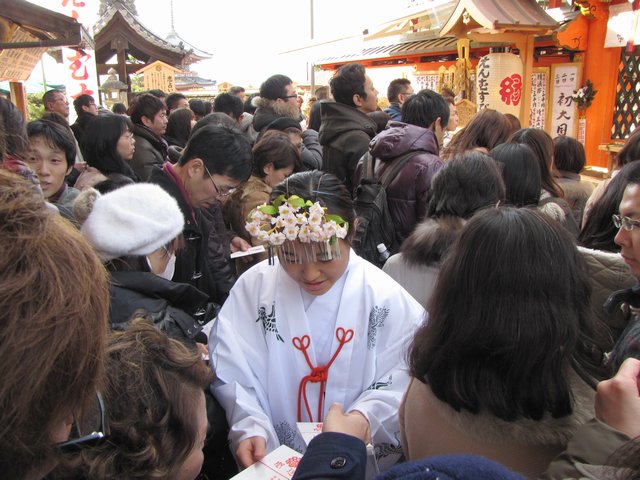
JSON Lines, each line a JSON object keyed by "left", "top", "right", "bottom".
{"left": 81, "top": 115, "right": 138, "bottom": 180}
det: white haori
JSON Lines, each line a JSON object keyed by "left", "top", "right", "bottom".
{"left": 209, "top": 250, "right": 425, "bottom": 469}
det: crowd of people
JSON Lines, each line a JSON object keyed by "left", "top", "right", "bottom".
{"left": 1, "top": 60, "right": 640, "bottom": 480}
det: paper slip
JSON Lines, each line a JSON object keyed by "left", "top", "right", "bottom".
{"left": 230, "top": 245, "right": 266, "bottom": 259}
{"left": 297, "top": 422, "right": 323, "bottom": 446}
{"left": 231, "top": 445, "right": 302, "bottom": 480}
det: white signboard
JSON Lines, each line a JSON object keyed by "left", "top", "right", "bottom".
{"left": 549, "top": 64, "right": 580, "bottom": 138}
{"left": 530, "top": 69, "right": 549, "bottom": 130}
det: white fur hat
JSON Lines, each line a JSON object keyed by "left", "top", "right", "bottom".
{"left": 79, "top": 183, "right": 184, "bottom": 261}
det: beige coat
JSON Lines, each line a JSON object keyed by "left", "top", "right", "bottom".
{"left": 400, "top": 377, "right": 595, "bottom": 479}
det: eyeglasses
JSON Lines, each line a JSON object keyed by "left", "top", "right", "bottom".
{"left": 280, "top": 95, "right": 298, "bottom": 100}
{"left": 57, "top": 391, "right": 108, "bottom": 452}
{"left": 204, "top": 166, "right": 233, "bottom": 199}
{"left": 613, "top": 214, "right": 640, "bottom": 231}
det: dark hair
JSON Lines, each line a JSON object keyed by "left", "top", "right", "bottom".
{"left": 147, "top": 89, "right": 166, "bottom": 99}
{"left": 165, "top": 108, "right": 195, "bottom": 147}
{"left": 214, "top": 93, "right": 243, "bottom": 120}
{"left": 0, "top": 170, "right": 109, "bottom": 478}
{"left": 80, "top": 319, "right": 213, "bottom": 479}
{"left": 94, "top": 173, "right": 136, "bottom": 194}
{"left": 259, "top": 74, "right": 292, "bottom": 101}
{"left": 189, "top": 99, "right": 206, "bottom": 118}
{"left": 42, "top": 89, "right": 64, "bottom": 107}
{"left": 73, "top": 94, "right": 95, "bottom": 116}
{"left": 402, "top": 89, "right": 450, "bottom": 131}
{"left": 511, "top": 128, "right": 564, "bottom": 198}
{"left": 504, "top": 113, "right": 522, "bottom": 137}
{"left": 440, "top": 86, "right": 455, "bottom": 101}
{"left": 270, "top": 170, "right": 356, "bottom": 239}
{"left": 252, "top": 130, "right": 302, "bottom": 178}
{"left": 330, "top": 63, "right": 367, "bottom": 107}
{"left": 192, "top": 112, "right": 237, "bottom": 133}
{"left": 203, "top": 101, "right": 213, "bottom": 116}
{"left": 111, "top": 102, "right": 128, "bottom": 114}
{"left": 428, "top": 151, "right": 505, "bottom": 218}
{"left": 166, "top": 92, "right": 187, "bottom": 112}
{"left": 129, "top": 93, "right": 165, "bottom": 126}
{"left": 368, "top": 111, "right": 390, "bottom": 134}
{"left": 81, "top": 115, "right": 136, "bottom": 177}
{"left": 553, "top": 136, "right": 586, "bottom": 174}
{"left": 27, "top": 119, "right": 77, "bottom": 168}
{"left": 0, "top": 96, "right": 29, "bottom": 159}
{"left": 441, "top": 109, "right": 511, "bottom": 160}
{"left": 314, "top": 86, "right": 330, "bottom": 100}
{"left": 228, "top": 86, "right": 245, "bottom": 96}
{"left": 387, "top": 78, "right": 411, "bottom": 102}
{"left": 490, "top": 143, "right": 542, "bottom": 207}
{"left": 614, "top": 127, "right": 640, "bottom": 169}
{"left": 579, "top": 161, "right": 640, "bottom": 251}
{"left": 180, "top": 124, "right": 252, "bottom": 181}
{"left": 410, "top": 207, "right": 597, "bottom": 421}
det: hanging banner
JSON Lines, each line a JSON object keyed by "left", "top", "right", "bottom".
{"left": 549, "top": 63, "right": 581, "bottom": 138}
{"left": 0, "top": 28, "right": 48, "bottom": 82}
{"left": 605, "top": 3, "right": 640, "bottom": 48}
{"left": 530, "top": 68, "right": 549, "bottom": 130}
{"left": 59, "top": 0, "right": 99, "bottom": 122}
{"left": 475, "top": 52, "right": 523, "bottom": 116}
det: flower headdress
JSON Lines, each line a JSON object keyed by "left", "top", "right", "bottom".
{"left": 245, "top": 194, "right": 349, "bottom": 264}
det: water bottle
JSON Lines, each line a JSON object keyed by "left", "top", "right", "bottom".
{"left": 377, "top": 243, "right": 391, "bottom": 265}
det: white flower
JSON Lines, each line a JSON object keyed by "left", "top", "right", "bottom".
{"left": 245, "top": 221, "right": 260, "bottom": 237}
{"left": 335, "top": 225, "right": 348, "bottom": 239}
{"left": 298, "top": 224, "right": 311, "bottom": 242}
{"left": 309, "top": 229, "right": 323, "bottom": 242}
{"left": 284, "top": 225, "right": 299, "bottom": 241}
{"left": 278, "top": 203, "right": 296, "bottom": 216}
{"left": 309, "top": 202, "right": 324, "bottom": 216}
{"left": 282, "top": 213, "right": 298, "bottom": 227}
{"left": 272, "top": 216, "right": 286, "bottom": 228}
{"left": 308, "top": 212, "right": 323, "bottom": 227}
{"left": 257, "top": 230, "right": 269, "bottom": 241}
{"left": 322, "top": 220, "right": 338, "bottom": 238}
{"left": 296, "top": 213, "right": 308, "bottom": 225}
{"left": 269, "top": 232, "right": 286, "bottom": 245}
{"left": 578, "top": 90, "right": 584, "bottom": 98}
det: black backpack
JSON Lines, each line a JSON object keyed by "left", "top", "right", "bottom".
{"left": 352, "top": 150, "right": 418, "bottom": 267}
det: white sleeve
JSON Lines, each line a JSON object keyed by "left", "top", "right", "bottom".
{"left": 208, "top": 277, "right": 279, "bottom": 453}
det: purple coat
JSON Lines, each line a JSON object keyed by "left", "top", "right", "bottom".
{"left": 354, "top": 122, "right": 443, "bottom": 244}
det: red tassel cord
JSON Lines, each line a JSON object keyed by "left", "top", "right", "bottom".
{"left": 292, "top": 327, "right": 354, "bottom": 422}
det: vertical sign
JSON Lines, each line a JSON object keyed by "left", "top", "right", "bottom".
{"left": 549, "top": 63, "right": 581, "bottom": 138}
{"left": 529, "top": 68, "right": 549, "bottom": 130}
{"left": 414, "top": 73, "right": 440, "bottom": 91}
{"left": 60, "top": 0, "right": 99, "bottom": 122}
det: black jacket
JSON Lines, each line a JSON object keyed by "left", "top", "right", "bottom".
{"left": 148, "top": 166, "right": 221, "bottom": 304}
{"left": 110, "top": 271, "right": 216, "bottom": 344}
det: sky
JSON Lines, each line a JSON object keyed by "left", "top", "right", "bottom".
{"left": 27, "top": 0, "right": 419, "bottom": 87}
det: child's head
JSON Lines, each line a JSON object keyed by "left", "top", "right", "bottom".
{"left": 26, "top": 119, "right": 76, "bottom": 199}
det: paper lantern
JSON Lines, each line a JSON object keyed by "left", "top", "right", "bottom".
{"left": 475, "top": 52, "right": 523, "bottom": 116}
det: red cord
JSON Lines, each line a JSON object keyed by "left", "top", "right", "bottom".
{"left": 292, "top": 327, "right": 354, "bottom": 422}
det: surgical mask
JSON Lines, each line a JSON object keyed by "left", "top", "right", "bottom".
{"left": 158, "top": 253, "right": 176, "bottom": 280}
{"left": 147, "top": 252, "right": 176, "bottom": 280}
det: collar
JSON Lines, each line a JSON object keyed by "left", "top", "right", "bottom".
{"left": 162, "top": 162, "right": 197, "bottom": 224}
{"left": 48, "top": 182, "right": 67, "bottom": 204}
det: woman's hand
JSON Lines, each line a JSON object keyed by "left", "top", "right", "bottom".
{"left": 230, "top": 236, "right": 251, "bottom": 253}
{"left": 595, "top": 357, "right": 640, "bottom": 438}
{"left": 322, "top": 403, "right": 371, "bottom": 443}
{"left": 236, "top": 436, "right": 266, "bottom": 468}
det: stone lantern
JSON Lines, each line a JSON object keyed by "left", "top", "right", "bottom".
{"left": 99, "top": 67, "right": 128, "bottom": 108}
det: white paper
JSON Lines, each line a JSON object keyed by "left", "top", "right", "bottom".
{"left": 230, "top": 445, "right": 302, "bottom": 480}
{"left": 230, "top": 245, "right": 266, "bottom": 259}
{"left": 296, "top": 422, "right": 323, "bottom": 446}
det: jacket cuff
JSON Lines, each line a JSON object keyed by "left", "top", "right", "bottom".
{"left": 292, "top": 432, "right": 366, "bottom": 479}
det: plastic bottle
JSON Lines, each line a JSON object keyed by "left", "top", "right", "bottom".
{"left": 377, "top": 243, "right": 391, "bottom": 265}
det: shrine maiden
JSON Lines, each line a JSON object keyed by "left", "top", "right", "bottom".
{"left": 209, "top": 171, "right": 424, "bottom": 471}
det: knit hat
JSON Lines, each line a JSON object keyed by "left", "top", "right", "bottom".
{"left": 259, "top": 74, "right": 293, "bottom": 100}
{"left": 78, "top": 183, "right": 184, "bottom": 261}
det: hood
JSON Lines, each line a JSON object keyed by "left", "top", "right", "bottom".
{"left": 253, "top": 107, "right": 281, "bottom": 132}
{"left": 370, "top": 122, "right": 439, "bottom": 161}
{"left": 400, "top": 216, "right": 466, "bottom": 267}
{"left": 318, "top": 101, "right": 377, "bottom": 144}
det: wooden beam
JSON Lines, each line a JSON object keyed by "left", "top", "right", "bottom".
{"left": 9, "top": 81, "right": 28, "bottom": 120}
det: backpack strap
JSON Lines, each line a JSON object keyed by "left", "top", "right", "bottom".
{"left": 361, "top": 152, "right": 376, "bottom": 181}
{"left": 379, "top": 151, "right": 422, "bottom": 188}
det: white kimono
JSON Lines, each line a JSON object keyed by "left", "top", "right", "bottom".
{"left": 209, "top": 250, "right": 425, "bottom": 469}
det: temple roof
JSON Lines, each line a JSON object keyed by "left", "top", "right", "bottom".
{"left": 440, "top": 0, "right": 558, "bottom": 36}
{"left": 94, "top": 5, "right": 210, "bottom": 66}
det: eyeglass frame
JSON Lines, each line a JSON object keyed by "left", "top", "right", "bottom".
{"left": 57, "top": 391, "right": 107, "bottom": 452}
{"left": 204, "top": 165, "right": 233, "bottom": 199}
{"left": 612, "top": 214, "right": 640, "bottom": 231}
{"left": 280, "top": 95, "right": 298, "bottom": 100}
